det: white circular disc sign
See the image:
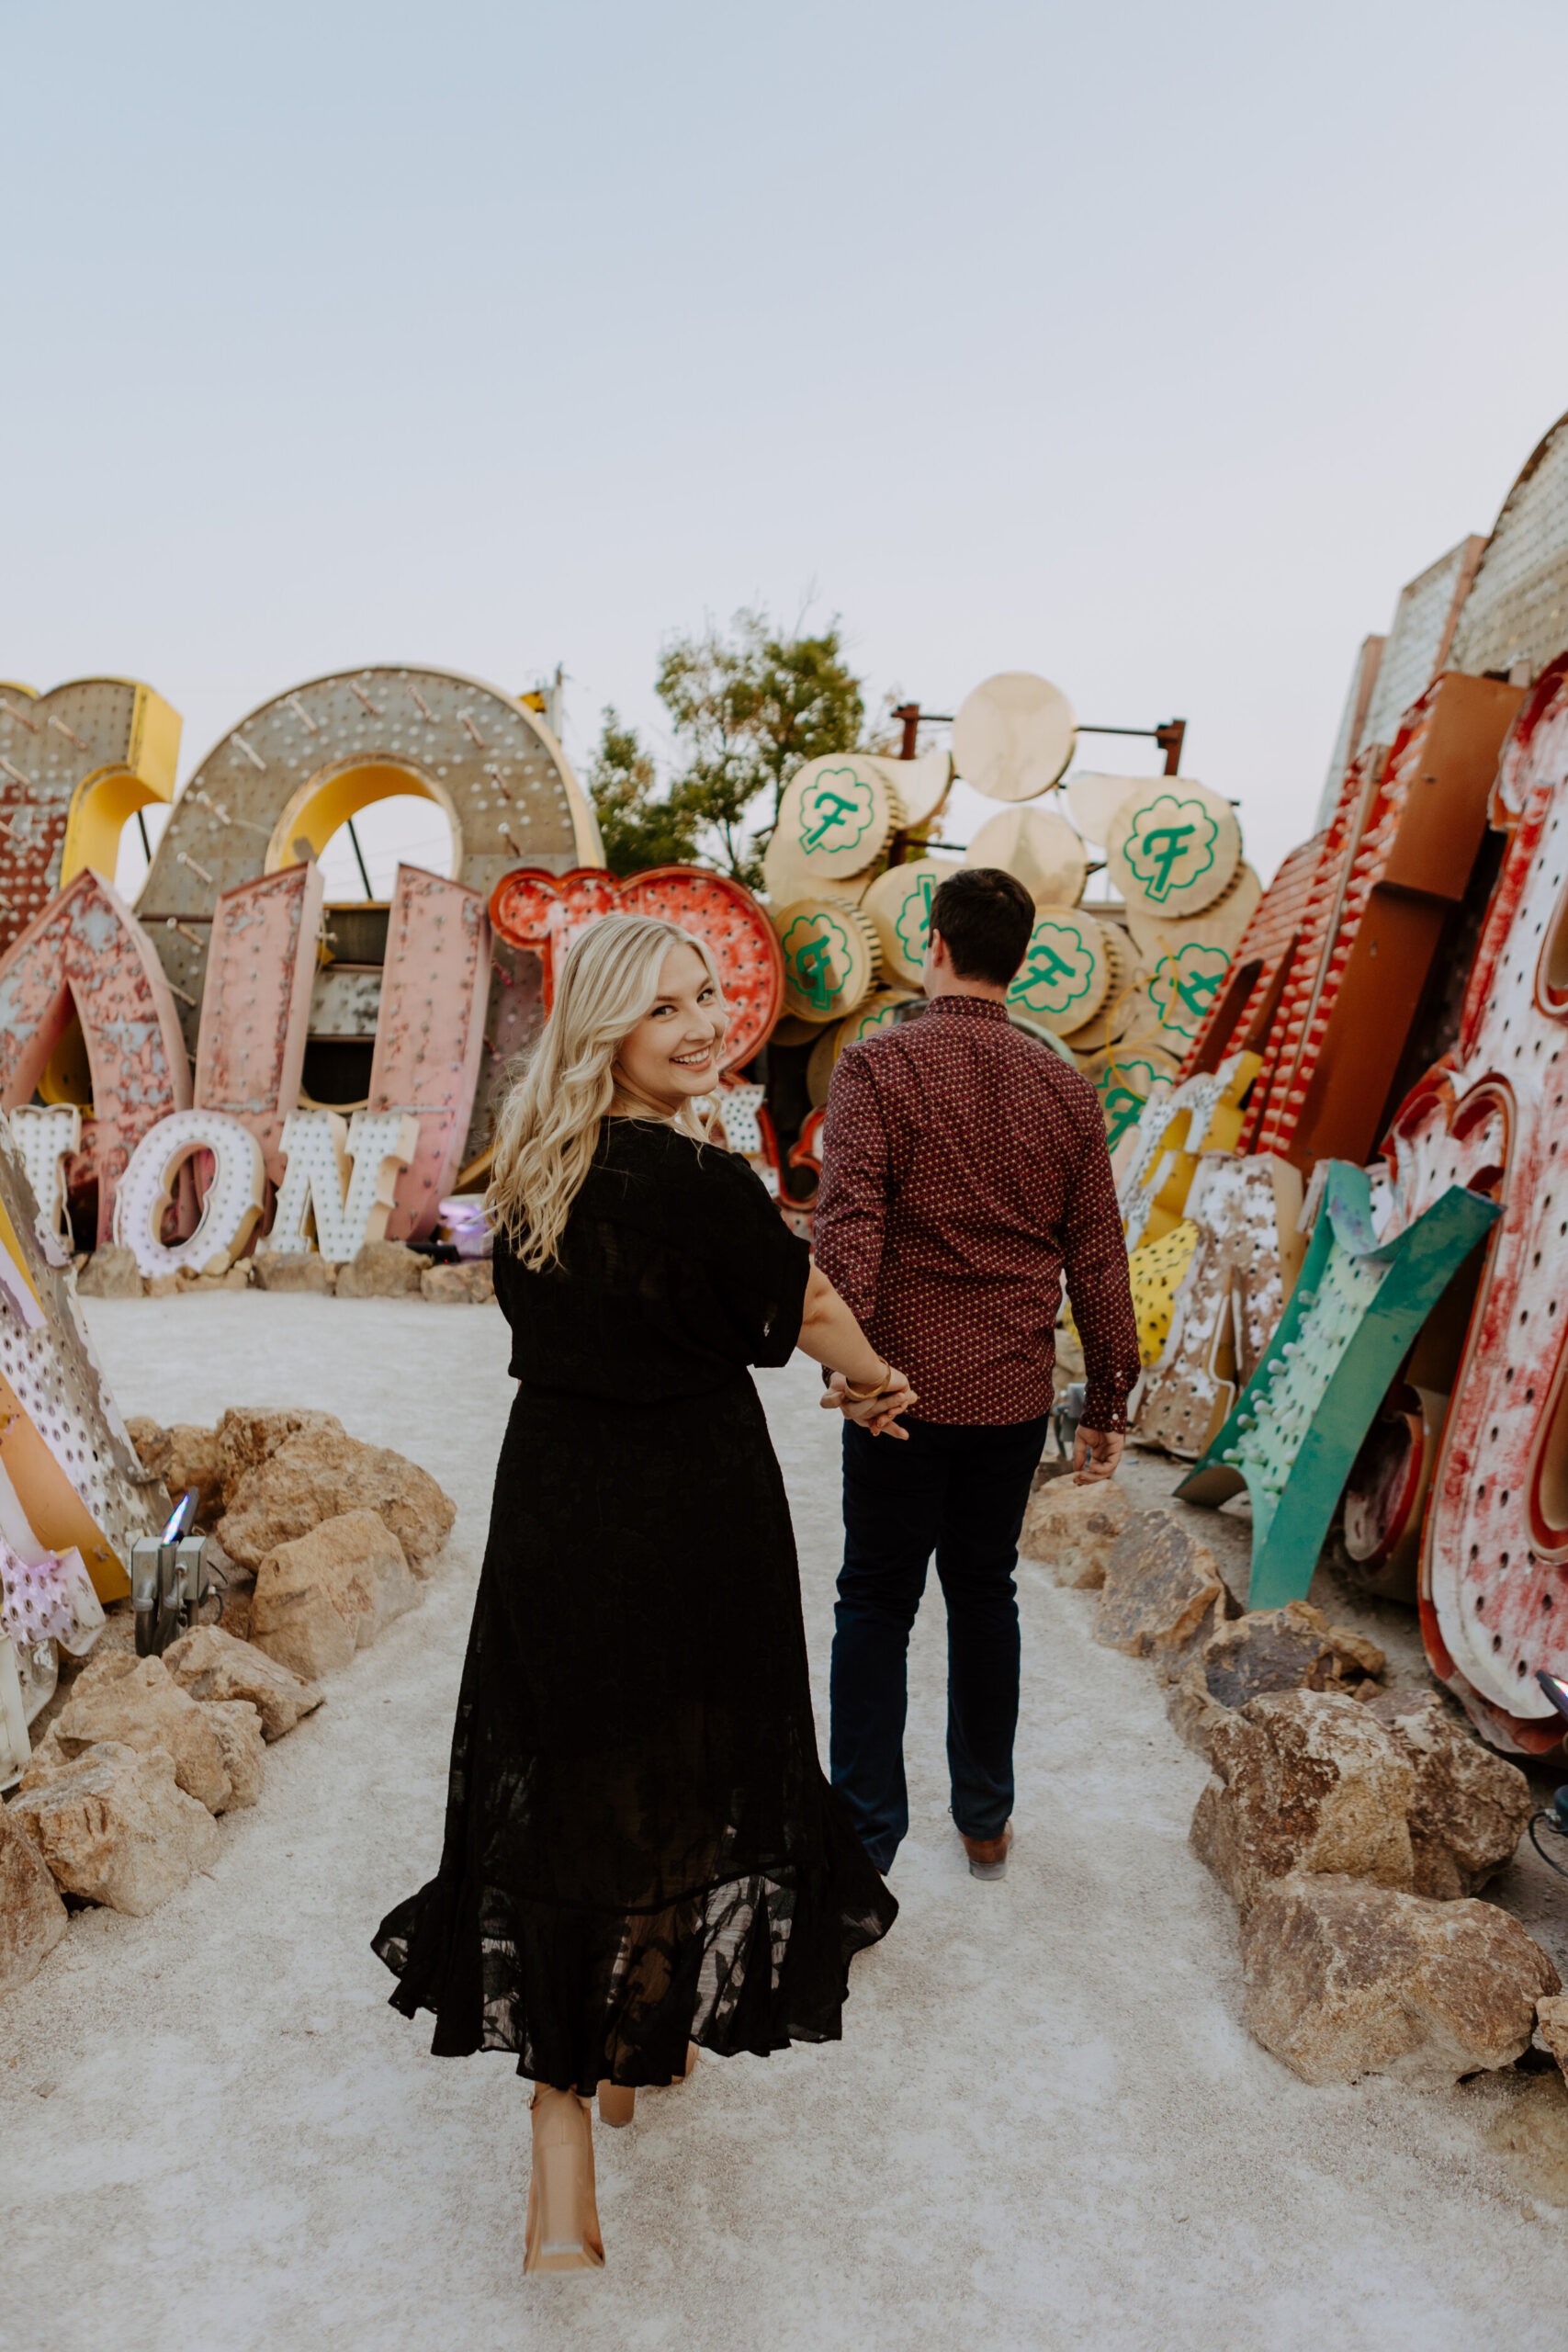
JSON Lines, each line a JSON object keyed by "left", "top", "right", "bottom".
{"left": 1004, "top": 907, "right": 1111, "bottom": 1030}
{"left": 773, "top": 755, "right": 904, "bottom": 881}
{"left": 964, "top": 805, "right": 1088, "bottom": 908}
{"left": 1105, "top": 779, "right": 1240, "bottom": 919}
{"left": 952, "top": 673, "right": 1077, "bottom": 804}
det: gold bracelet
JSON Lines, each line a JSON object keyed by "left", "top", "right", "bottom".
{"left": 842, "top": 1357, "right": 891, "bottom": 1402}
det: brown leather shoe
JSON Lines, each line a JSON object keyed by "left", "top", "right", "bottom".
{"left": 960, "top": 1822, "right": 1014, "bottom": 1881}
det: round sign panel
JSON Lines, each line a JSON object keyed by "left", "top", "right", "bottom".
{"left": 1056, "top": 922, "right": 1144, "bottom": 1052}
{"left": 805, "top": 988, "right": 917, "bottom": 1105}
{"left": 773, "top": 899, "right": 881, "bottom": 1023}
{"left": 862, "top": 856, "right": 957, "bottom": 986}
{"left": 1066, "top": 771, "right": 1144, "bottom": 847}
{"left": 892, "top": 746, "right": 953, "bottom": 831}
{"left": 964, "top": 804, "right": 1088, "bottom": 908}
{"left": 1147, "top": 941, "right": 1234, "bottom": 1045}
{"left": 1123, "top": 860, "right": 1261, "bottom": 971}
{"left": 952, "top": 673, "right": 1077, "bottom": 804}
{"left": 1088, "top": 1047, "right": 1181, "bottom": 1151}
{"left": 1106, "top": 780, "right": 1240, "bottom": 918}
{"left": 1005, "top": 907, "right": 1111, "bottom": 1029}
{"left": 773, "top": 755, "right": 905, "bottom": 881}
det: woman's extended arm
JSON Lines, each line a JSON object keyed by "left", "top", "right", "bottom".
{"left": 795, "top": 1263, "right": 916, "bottom": 1435}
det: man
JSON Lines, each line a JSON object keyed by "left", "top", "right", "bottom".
{"left": 813, "top": 867, "right": 1140, "bottom": 1880}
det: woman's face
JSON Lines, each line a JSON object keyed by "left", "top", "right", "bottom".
{"left": 612, "top": 943, "right": 728, "bottom": 1113}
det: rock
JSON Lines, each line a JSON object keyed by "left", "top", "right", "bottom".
{"left": 250, "top": 1509, "right": 419, "bottom": 1680}
{"left": 76, "top": 1245, "right": 143, "bottom": 1298}
{"left": 127, "top": 1416, "right": 173, "bottom": 1478}
{"left": 52, "top": 1653, "right": 232, "bottom": 1814}
{"left": 1539, "top": 1991, "right": 1568, "bottom": 2081}
{"left": 1167, "top": 1600, "right": 1386, "bottom": 1755}
{"left": 163, "top": 1424, "right": 224, "bottom": 1527}
{"left": 252, "top": 1252, "right": 332, "bottom": 1295}
{"left": 145, "top": 1272, "right": 180, "bottom": 1298}
{"left": 17, "top": 1724, "right": 73, "bottom": 1792}
{"left": 1093, "top": 1510, "right": 1239, "bottom": 1676}
{"left": 1190, "top": 1689, "right": 1416, "bottom": 1910}
{"left": 162, "top": 1623, "right": 321, "bottom": 1741}
{"left": 420, "top": 1261, "right": 495, "bottom": 1305}
{"left": 218, "top": 1422, "right": 456, "bottom": 1575}
{"left": 203, "top": 1700, "right": 265, "bottom": 1806}
{"left": 215, "top": 1407, "right": 345, "bottom": 1506}
{"left": 1020, "top": 1478, "right": 1129, "bottom": 1589}
{"left": 1239, "top": 1874, "right": 1560, "bottom": 2088}
{"left": 334, "top": 1239, "right": 425, "bottom": 1299}
{"left": 10, "top": 1740, "right": 220, "bottom": 1916}
{"left": 0, "top": 1803, "right": 68, "bottom": 1993}
{"left": 1360, "top": 1687, "right": 1533, "bottom": 1900}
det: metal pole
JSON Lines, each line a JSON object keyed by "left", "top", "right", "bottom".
{"left": 346, "top": 819, "right": 375, "bottom": 900}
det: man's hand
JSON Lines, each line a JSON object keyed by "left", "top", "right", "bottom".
{"left": 819, "top": 1368, "right": 918, "bottom": 1439}
{"left": 1072, "top": 1426, "right": 1123, "bottom": 1484}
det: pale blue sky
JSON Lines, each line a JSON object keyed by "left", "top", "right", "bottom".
{"left": 6, "top": 0, "right": 1568, "bottom": 899}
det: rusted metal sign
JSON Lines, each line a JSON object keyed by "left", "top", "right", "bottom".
{"left": 367, "top": 866, "right": 491, "bottom": 1241}
{"left": 1382, "top": 653, "right": 1568, "bottom": 1751}
{"left": 0, "top": 870, "right": 192, "bottom": 1243}
{"left": 490, "top": 865, "right": 783, "bottom": 1071}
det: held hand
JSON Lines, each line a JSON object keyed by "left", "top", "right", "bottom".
{"left": 1072, "top": 1426, "right": 1123, "bottom": 1485}
{"left": 819, "top": 1367, "right": 918, "bottom": 1439}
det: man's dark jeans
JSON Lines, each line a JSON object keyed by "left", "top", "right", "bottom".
{"left": 829, "top": 1412, "right": 1050, "bottom": 1872}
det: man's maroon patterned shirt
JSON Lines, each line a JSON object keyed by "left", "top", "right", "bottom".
{"left": 812, "top": 993, "right": 1141, "bottom": 1430}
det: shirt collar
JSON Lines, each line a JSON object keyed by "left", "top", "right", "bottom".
{"left": 924, "top": 992, "right": 1010, "bottom": 1023}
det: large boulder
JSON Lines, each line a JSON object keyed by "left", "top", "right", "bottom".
{"left": 204, "top": 1700, "right": 265, "bottom": 1807}
{"left": 217, "top": 1421, "right": 456, "bottom": 1574}
{"left": 52, "top": 1653, "right": 232, "bottom": 1814}
{"left": 1020, "top": 1478, "right": 1130, "bottom": 1589}
{"left": 1093, "top": 1510, "right": 1239, "bottom": 1677}
{"left": 249, "top": 1509, "right": 420, "bottom": 1681}
{"left": 334, "top": 1240, "right": 424, "bottom": 1299}
{"left": 420, "top": 1261, "right": 495, "bottom": 1306}
{"left": 215, "top": 1407, "right": 345, "bottom": 1507}
{"left": 0, "top": 1804, "right": 68, "bottom": 1994}
{"left": 76, "top": 1245, "right": 142, "bottom": 1298}
{"left": 1240, "top": 1874, "right": 1559, "bottom": 2088}
{"left": 1360, "top": 1687, "right": 1533, "bottom": 1900}
{"left": 123, "top": 1417, "right": 223, "bottom": 1524}
{"left": 127, "top": 1416, "right": 173, "bottom": 1480}
{"left": 10, "top": 1740, "right": 220, "bottom": 1916}
{"left": 251, "top": 1253, "right": 333, "bottom": 1295}
{"left": 161, "top": 1623, "right": 321, "bottom": 1742}
{"left": 1538, "top": 1992, "right": 1568, "bottom": 2085}
{"left": 1190, "top": 1689, "right": 1416, "bottom": 1911}
{"left": 163, "top": 1425, "right": 224, "bottom": 1527}
{"left": 1168, "top": 1600, "right": 1385, "bottom": 1754}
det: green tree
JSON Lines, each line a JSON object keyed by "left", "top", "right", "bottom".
{"left": 655, "top": 607, "right": 865, "bottom": 883}
{"left": 587, "top": 707, "right": 701, "bottom": 877}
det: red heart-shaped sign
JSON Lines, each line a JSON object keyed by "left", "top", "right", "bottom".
{"left": 489, "top": 865, "right": 783, "bottom": 1071}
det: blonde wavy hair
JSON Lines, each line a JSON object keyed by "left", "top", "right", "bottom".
{"left": 486, "top": 913, "right": 724, "bottom": 1269}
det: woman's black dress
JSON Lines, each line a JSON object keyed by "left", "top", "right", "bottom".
{"left": 373, "top": 1116, "right": 896, "bottom": 2092}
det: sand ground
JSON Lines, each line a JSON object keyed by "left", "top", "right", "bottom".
{"left": 4, "top": 1294, "right": 1568, "bottom": 2352}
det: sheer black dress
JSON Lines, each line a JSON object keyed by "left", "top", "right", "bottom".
{"left": 374, "top": 1116, "right": 896, "bottom": 2092}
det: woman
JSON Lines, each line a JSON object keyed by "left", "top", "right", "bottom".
{"left": 374, "top": 914, "right": 909, "bottom": 2276}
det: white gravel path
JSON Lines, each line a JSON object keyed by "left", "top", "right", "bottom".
{"left": 4, "top": 1294, "right": 1567, "bottom": 2352}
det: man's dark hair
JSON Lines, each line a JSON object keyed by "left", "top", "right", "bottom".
{"left": 928, "top": 867, "right": 1034, "bottom": 987}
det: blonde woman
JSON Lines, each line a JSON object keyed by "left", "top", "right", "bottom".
{"left": 374, "top": 914, "right": 907, "bottom": 2276}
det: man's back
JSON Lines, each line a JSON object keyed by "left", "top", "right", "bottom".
{"left": 812, "top": 993, "right": 1138, "bottom": 1430}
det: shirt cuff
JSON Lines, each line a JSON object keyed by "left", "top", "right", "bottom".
{"left": 1080, "top": 1379, "right": 1136, "bottom": 1435}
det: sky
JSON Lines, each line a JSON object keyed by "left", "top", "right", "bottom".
{"left": 6, "top": 0, "right": 1568, "bottom": 904}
